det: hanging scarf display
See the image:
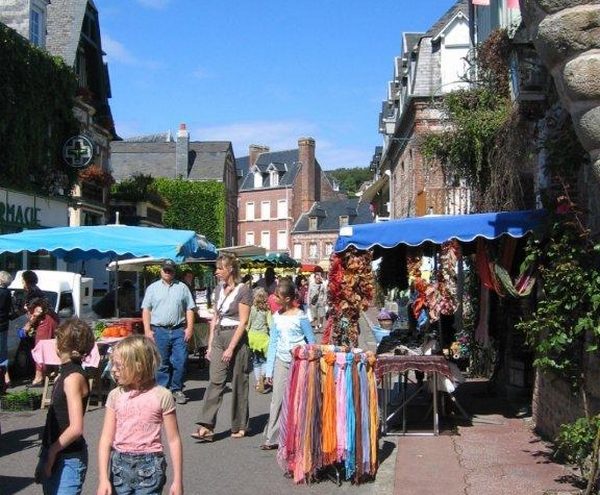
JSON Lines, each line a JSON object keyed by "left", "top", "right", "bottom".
{"left": 277, "top": 344, "right": 378, "bottom": 484}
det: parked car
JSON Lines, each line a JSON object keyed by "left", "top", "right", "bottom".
{"left": 7, "top": 270, "right": 95, "bottom": 377}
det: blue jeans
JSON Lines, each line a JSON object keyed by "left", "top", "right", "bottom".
{"left": 252, "top": 351, "right": 266, "bottom": 381}
{"left": 42, "top": 448, "right": 88, "bottom": 495}
{"left": 0, "top": 329, "right": 8, "bottom": 368}
{"left": 110, "top": 450, "right": 166, "bottom": 495}
{"left": 152, "top": 326, "right": 187, "bottom": 392}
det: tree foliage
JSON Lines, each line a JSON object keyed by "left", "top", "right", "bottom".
{"left": 155, "top": 178, "right": 226, "bottom": 247}
{"left": 0, "top": 24, "right": 80, "bottom": 195}
{"left": 327, "top": 167, "right": 372, "bottom": 196}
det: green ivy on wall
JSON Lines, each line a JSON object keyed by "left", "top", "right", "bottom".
{"left": 0, "top": 24, "right": 80, "bottom": 195}
{"left": 155, "top": 178, "right": 226, "bottom": 247}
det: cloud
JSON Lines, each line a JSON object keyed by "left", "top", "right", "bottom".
{"left": 102, "top": 34, "right": 162, "bottom": 69}
{"left": 136, "top": 0, "right": 171, "bottom": 9}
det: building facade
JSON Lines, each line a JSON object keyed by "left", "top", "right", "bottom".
{"left": 292, "top": 199, "right": 373, "bottom": 266}
{"left": 110, "top": 124, "right": 239, "bottom": 246}
{"left": 236, "top": 138, "right": 341, "bottom": 256}
{"left": 364, "top": 0, "right": 472, "bottom": 219}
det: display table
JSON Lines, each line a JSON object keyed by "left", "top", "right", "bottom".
{"left": 31, "top": 339, "right": 102, "bottom": 369}
{"left": 376, "top": 355, "right": 454, "bottom": 436}
{"left": 32, "top": 339, "right": 102, "bottom": 409}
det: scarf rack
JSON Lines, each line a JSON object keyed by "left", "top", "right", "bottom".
{"left": 276, "top": 344, "right": 378, "bottom": 485}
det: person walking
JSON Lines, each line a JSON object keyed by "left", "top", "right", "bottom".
{"left": 261, "top": 279, "right": 315, "bottom": 450}
{"left": 192, "top": 253, "right": 252, "bottom": 442}
{"left": 142, "top": 259, "right": 195, "bottom": 405}
{"left": 246, "top": 288, "right": 272, "bottom": 393}
{"left": 35, "top": 318, "right": 95, "bottom": 495}
{"left": 308, "top": 268, "right": 327, "bottom": 331}
{"left": 0, "top": 271, "right": 13, "bottom": 391}
{"left": 97, "top": 335, "right": 183, "bottom": 495}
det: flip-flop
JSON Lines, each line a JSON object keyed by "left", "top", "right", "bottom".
{"left": 259, "top": 443, "right": 278, "bottom": 450}
{"left": 231, "top": 430, "right": 246, "bottom": 439}
{"left": 191, "top": 428, "right": 214, "bottom": 442}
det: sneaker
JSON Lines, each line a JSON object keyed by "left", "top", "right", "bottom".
{"left": 173, "top": 391, "right": 188, "bottom": 404}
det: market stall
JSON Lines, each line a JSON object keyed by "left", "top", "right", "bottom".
{"left": 328, "top": 210, "right": 545, "bottom": 436}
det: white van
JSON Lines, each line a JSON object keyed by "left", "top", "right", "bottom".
{"left": 7, "top": 270, "right": 94, "bottom": 375}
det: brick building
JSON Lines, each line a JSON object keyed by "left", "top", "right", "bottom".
{"left": 363, "top": 0, "right": 471, "bottom": 218}
{"left": 292, "top": 198, "right": 372, "bottom": 266}
{"left": 236, "top": 138, "right": 341, "bottom": 255}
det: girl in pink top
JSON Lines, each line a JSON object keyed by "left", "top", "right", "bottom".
{"left": 97, "top": 336, "right": 183, "bottom": 495}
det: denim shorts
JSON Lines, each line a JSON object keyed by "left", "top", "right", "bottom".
{"left": 41, "top": 448, "right": 88, "bottom": 495}
{"left": 110, "top": 450, "right": 166, "bottom": 495}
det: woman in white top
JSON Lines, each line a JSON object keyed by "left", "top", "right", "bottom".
{"left": 193, "top": 253, "right": 252, "bottom": 442}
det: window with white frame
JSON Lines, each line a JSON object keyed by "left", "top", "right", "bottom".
{"left": 309, "top": 243, "right": 318, "bottom": 259}
{"left": 245, "top": 231, "right": 255, "bottom": 246}
{"left": 261, "top": 231, "right": 271, "bottom": 250}
{"left": 245, "top": 202, "right": 255, "bottom": 221}
{"left": 261, "top": 201, "right": 270, "bottom": 220}
{"left": 325, "top": 242, "right": 333, "bottom": 255}
{"left": 270, "top": 171, "right": 279, "bottom": 186}
{"left": 277, "top": 199, "right": 287, "bottom": 219}
{"left": 253, "top": 171, "right": 263, "bottom": 188}
{"left": 293, "top": 243, "right": 302, "bottom": 259}
{"left": 309, "top": 217, "right": 317, "bottom": 231}
{"left": 30, "top": 4, "right": 45, "bottom": 47}
{"left": 277, "top": 230, "right": 287, "bottom": 250}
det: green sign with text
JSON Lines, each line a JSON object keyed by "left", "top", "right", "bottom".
{"left": 0, "top": 201, "right": 41, "bottom": 227}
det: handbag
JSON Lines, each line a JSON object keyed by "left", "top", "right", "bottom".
{"left": 310, "top": 285, "right": 321, "bottom": 305}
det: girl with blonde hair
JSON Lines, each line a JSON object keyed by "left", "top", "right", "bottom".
{"left": 247, "top": 287, "right": 272, "bottom": 393}
{"left": 97, "top": 335, "right": 183, "bottom": 495}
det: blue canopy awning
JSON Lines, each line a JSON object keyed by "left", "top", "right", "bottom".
{"left": 334, "top": 210, "right": 546, "bottom": 252}
{"left": 0, "top": 225, "right": 217, "bottom": 262}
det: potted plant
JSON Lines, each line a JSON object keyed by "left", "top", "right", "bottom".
{"left": 0, "top": 389, "right": 42, "bottom": 411}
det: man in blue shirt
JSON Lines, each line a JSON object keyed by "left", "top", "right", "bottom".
{"left": 142, "top": 259, "right": 196, "bottom": 404}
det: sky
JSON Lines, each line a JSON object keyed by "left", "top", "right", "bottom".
{"left": 95, "top": 0, "right": 458, "bottom": 170}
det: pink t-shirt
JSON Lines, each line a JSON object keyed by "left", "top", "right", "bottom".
{"left": 106, "top": 385, "right": 175, "bottom": 453}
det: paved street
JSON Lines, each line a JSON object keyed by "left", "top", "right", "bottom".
{"left": 0, "top": 357, "right": 394, "bottom": 495}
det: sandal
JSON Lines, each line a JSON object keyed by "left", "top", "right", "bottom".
{"left": 231, "top": 429, "right": 246, "bottom": 439}
{"left": 260, "top": 443, "right": 278, "bottom": 450}
{"left": 191, "top": 427, "right": 214, "bottom": 442}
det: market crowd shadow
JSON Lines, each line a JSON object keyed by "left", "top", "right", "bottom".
{"left": 0, "top": 424, "right": 42, "bottom": 457}
{"left": 0, "top": 475, "right": 35, "bottom": 495}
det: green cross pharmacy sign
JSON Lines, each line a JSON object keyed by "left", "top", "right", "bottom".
{"left": 62, "top": 135, "right": 94, "bottom": 169}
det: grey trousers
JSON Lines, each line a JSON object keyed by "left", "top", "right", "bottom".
{"left": 197, "top": 328, "right": 250, "bottom": 432}
{"left": 263, "top": 358, "right": 290, "bottom": 446}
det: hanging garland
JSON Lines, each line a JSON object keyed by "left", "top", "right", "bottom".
{"left": 323, "top": 247, "right": 374, "bottom": 348}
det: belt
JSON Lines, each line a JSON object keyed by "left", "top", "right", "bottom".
{"left": 153, "top": 323, "right": 184, "bottom": 330}
{"left": 217, "top": 324, "right": 238, "bottom": 331}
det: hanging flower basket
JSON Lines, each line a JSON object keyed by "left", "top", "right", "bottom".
{"left": 78, "top": 165, "right": 114, "bottom": 188}
{"left": 0, "top": 390, "right": 42, "bottom": 411}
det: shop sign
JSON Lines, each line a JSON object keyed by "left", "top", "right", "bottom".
{"left": 0, "top": 200, "right": 41, "bottom": 227}
{"left": 62, "top": 135, "right": 94, "bottom": 169}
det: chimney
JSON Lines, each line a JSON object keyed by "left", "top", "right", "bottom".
{"left": 175, "top": 123, "right": 189, "bottom": 178}
{"left": 249, "top": 144, "right": 270, "bottom": 168}
{"left": 298, "top": 137, "right": 316, "bottom": 212}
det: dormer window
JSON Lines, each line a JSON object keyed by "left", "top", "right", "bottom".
{"left": 253, "top": 171, "right": 263, "bottom": 188}
{"left": 309, "top": 217, "right": 318, "bottom": 231}
{"left": 270, "top": 170, "right": 279, "bottom": 186}
{"left": 339, "top": 215, "right": 349, "bottom": 227}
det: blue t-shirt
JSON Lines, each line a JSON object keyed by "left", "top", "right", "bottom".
{"left": 141, "top": 279, "right": 195, "bottom": 327}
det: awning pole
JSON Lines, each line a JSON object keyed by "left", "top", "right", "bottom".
{"left": 114, "top": 259, "right": 120, "bottom": 318}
